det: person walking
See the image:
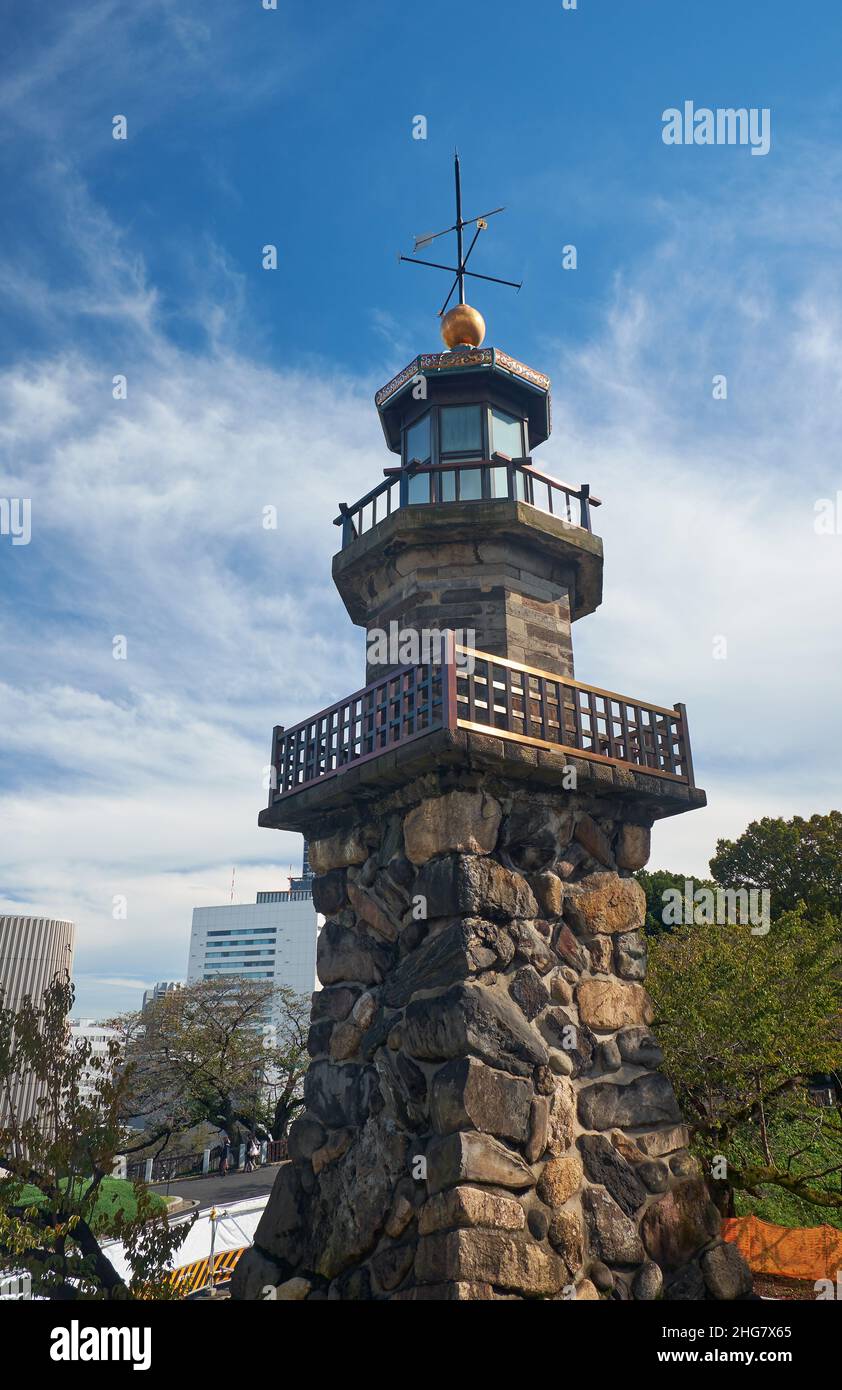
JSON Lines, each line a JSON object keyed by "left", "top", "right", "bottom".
{"left": 218, "top": 1133, "right": 231, "bottom": 1177}
{"left": 244, "top": 1132, "right": 259, "bottom": 1173}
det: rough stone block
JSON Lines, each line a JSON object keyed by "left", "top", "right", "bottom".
{"left": 430, "top": 1056, "right": 532, "bottom": 1142}
{"left": 403, "top": 790, "right": 502, "bottom": 864}
{"left": 415, "top": 854, "right": 538, "bottom": 921}
{"left": 499, "top": 803, "right": 574, "bottom": 871}
{"left": 632, "top": 1262, "right": 664, "bottom": 1300}
{"left": 287, "top": 1113, "right": 326, "bottom": 1165}
{"left": 576, "top": 979, "right": 654, "bottom": 1031}
{"left": 508, "top": 965, "right": 550, "bottom": 1020}
{"left": 371, "top": 1243, "right": 416, "bottom": 1292}
{"left": 426, "top": 1131, "right": 535, "bottom": 1195}
{"left": 578, "top": 1134, "right": 647, "bottom": 1217}
{"left": 274, "top": 1277, "right": 312, "bottom": 1301}
{"left": 636, "top": 1124, "right": 690, "bottom": 1158}
{"left": 316, "top": 921, "right": 394, "bottom": 987}
{"left": 252, "top": 1162, "right": 306, "bottom": 1263}
{"left": 418, "top": 1185, "right": 526, "bottom": 1236}
{"left": 312, "top": 869, "right": 348, "bottom": 916}
{"left": 402, "top": 982, "right": 548, "bottom": 1076}
{"left": 310, "top": 828, "right": 369, "bottom": 874}
{"left": 577, "top": 1074, "right": 682, "bottom": 1131}
{"left": 416, "top": 1228, "right": 567, "bottom": 1295}
{"left": 541, "top": 1007, "right": 596, "bottom": 1078}
{"left": 536, "top": 1152, "right": 583, "bottom": 1208}
{"left": 525, "top": 1095, "right": 549, "bottom": 1163}
{"left": 303, "top": 1060, "right": 373, "bottom": 1129}
{"left": 547, "top": 1208, "right": 584, "bottom": 1275}
{"left": 347, "top": 881, "right": 399, "bottom": 941}
{"left": 615, "top": 930, "right": 647, "bottom": 980}
{"left": 616, "top": 1026, "right": 663, "bottom": 1067}
{"left": 640, "top": 1178, "right": 711, "bottom": 1270}
{"left": 382, "top": 918, "right": 510, "bottom": 1008}
{"left": 701, "top": 1242, "right": 753, "bottom": 1299}
{"left": 587, "top": 935, "right": 614, "bottom": 973}
{"left": 574, "top": 813, "right": 614, "bottom": 867}
{"left": 616, "top": 824, "right": 652, "bottom": 871}
{"left": 229, "top": 1246, "right": 288, "bottom": 1301}
{"left": 564, "top": 872, "right": 645, "bottom": 935}
{"left": 547, "top": 1081, "right": 577, "bottom": 1155}
{"left": 583, "top": 1187, "right": 645, "bottom": 1266}
{"left": 528, "top": 869, "right": 565, "bottom": 916}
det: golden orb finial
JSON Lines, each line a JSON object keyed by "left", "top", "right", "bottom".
{"left": 441, "top": 303, "right": 486, "bottom": 350}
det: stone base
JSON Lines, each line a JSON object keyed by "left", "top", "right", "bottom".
{"left": 235, "top": 773, "right": 748, "bottom": 1303}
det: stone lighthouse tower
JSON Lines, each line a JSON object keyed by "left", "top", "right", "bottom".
{"left": 233, "top": 161, "right": 751, "bottom": 1303}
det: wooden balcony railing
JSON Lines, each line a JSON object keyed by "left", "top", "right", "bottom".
{"left": 267, "top": 638, "right": 695, "bottom": 803}
{"left": 334, "top": 458, "right": 601, "bottom": 549}
{"left": 269, "top": 657, "right": 450, "bottom": 797}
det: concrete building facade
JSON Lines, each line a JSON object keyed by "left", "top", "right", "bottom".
{"left": 187, "top": 895, "right": 318, "bottom": 1002}
{"left": 0, "top": 914, "right": 76, "bottom": 1123}
{"left": 68, "top": 1018, "right": 121, "bottom": 1101}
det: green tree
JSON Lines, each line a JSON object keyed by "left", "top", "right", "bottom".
{"left": 710, "top": 811, "right": 842, "bottom": 918}
{"left": 117, "top": 977, "right": 309, "bottom": 1153}
{"left": 0, "top": 976, "right": 192, "bottom": 1299}
{"left": 648, "top": 907, "right": 842, "bottom": 1217}
{"left": 635, "top": 868, "right": 716, "bottom": 935}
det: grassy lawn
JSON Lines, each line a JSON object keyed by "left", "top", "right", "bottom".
{"left": 12, "top": 1176, "right": 167, "bottom": 1233}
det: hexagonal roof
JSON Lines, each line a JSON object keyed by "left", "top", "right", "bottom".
{"left": 375, "top": 346, "right": 552, "bottom": 454}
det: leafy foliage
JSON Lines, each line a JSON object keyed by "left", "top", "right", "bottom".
{"left": 635, "top": 868, "right": 714, "bottom": 935}
{"left": 648, "top": 907, "right": 842, "bottom": 1215}
{"left": 710, "top": 811, "right": 842, "bottom": 918}
{"left": 0, "top": 975, "right": 192, "bottom": 1299}
{"left": 115, "top": 975, "right": 310, "bottom": 1153}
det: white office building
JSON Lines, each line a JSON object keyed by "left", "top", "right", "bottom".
{"left": 68, "top": 1018, "right": 121, "bottom": 1100}
{"left": 187, "top": 891, "right": 318, "bottom": 1003}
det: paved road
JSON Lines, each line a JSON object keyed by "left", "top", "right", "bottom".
{"left": 151, "top": 1165, "right": 279, "bottom": 1212}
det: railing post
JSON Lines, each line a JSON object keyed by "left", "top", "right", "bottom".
{"left": 674, "top": 703, "right": 695, "bottom": 788}
{"left": 144, "top": 1158, "right": 153, "bottom": 1184}
{"left": 579, "top": 482, "right": 591, "bottom": 532}
{"left": 443, "top": 629, "right": 458, "bottom": 732}
{"left": 268, "top": 725, "right": 284, "bottom": 807}
{"left": 238, "top": 1143, "right": 246, "bottom": 1170}
{"left": 202, "top": 1147, "right": 211, "bottom": 1175}
{"left": 399, "top": 464, "right": 410, "bottom": 507}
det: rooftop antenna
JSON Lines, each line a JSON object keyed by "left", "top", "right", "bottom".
{"left": 399, "top": 150, "right": 522, "bottom": 320}
{"left": 230, "top": 867, "right": 236, "bottom": 904}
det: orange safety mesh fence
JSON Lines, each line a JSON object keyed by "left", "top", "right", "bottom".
{"left": 723, "top": 1214, "right": 842, "bottom": 1282}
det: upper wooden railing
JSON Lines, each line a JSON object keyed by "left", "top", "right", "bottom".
{"left": 267, "top": 638, "right": 695, "bottom": 803}
{"left": 334, "top": 457, "right": 601, "bottom": 549}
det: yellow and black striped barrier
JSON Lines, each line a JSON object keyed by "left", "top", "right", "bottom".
{"left": 171, "top": 1246, "right": 246, "bottom": 1297}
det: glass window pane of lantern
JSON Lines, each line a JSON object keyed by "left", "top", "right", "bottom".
{"left": 406, "top": 413, "right": 431, "bottom": 465}
{"left": 407, "top": 470, "right": 429, "bottom": 504}
{"left": 491, "top": 465, "right": 509, "bottom": 498}
{"left": 440, "top": 404, "right": 482, "bottom": 456}
{"left": 440, "top": 470, "right": 456, "bottom": 502}
{"left": 459, "top": 467, "right": 482, "bottom": 500}
{"left": 492, "top": 408, "right": 523, "bottom": 459}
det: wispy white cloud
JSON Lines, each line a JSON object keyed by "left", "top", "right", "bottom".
{"left": 1, "top": 31, "right": 841, "bottom": 1016}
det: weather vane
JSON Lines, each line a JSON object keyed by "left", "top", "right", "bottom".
{"left": 399, "top": 150, "right": 522, "bottom": 350}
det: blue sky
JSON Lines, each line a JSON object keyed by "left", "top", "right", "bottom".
{"left": 1, "top": 0, "right": 841, "bottom": 1018}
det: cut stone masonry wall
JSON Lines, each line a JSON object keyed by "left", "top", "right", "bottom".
{"left": 233, "top": 775, "right": 752, "bottom": 1302}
